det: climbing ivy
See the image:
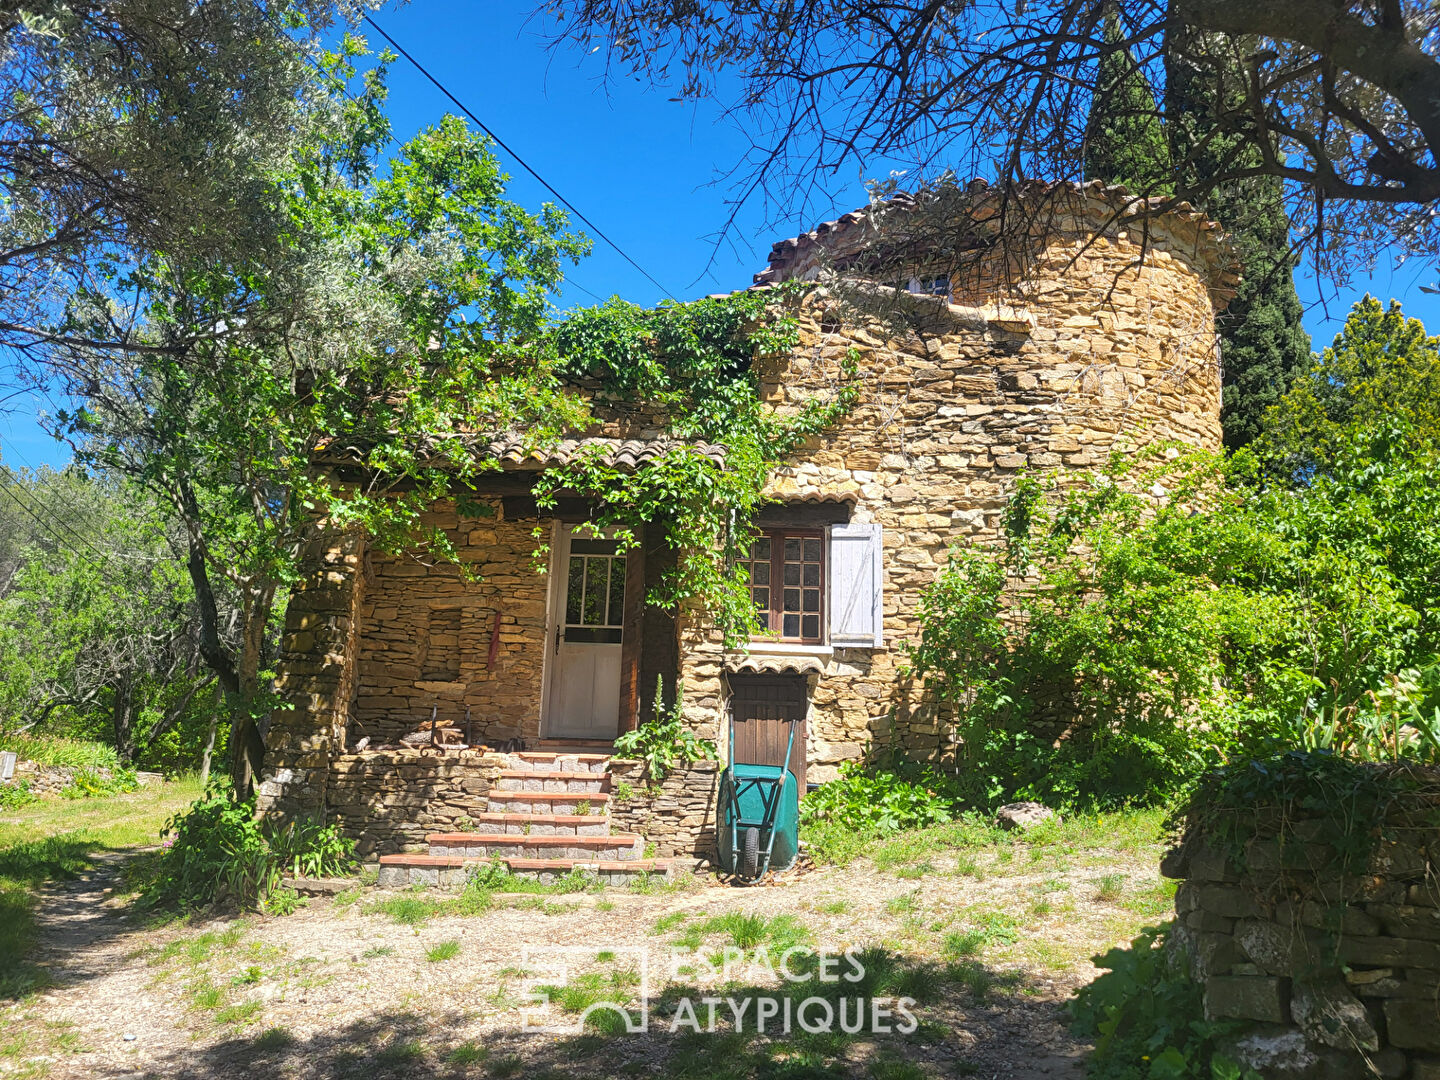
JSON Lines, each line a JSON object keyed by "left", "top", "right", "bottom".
{"left": 534, "top": 287, "right": 859, "bottom": 645}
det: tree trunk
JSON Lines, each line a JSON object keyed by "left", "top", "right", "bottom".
{"left": 228, "top": 590, "right": 272, "bottom": 799}
{"left": 111, "top": 678, "right": 136, "bottom": 764}
{"left": 199, "top": 682, "right": 221, "bottom": 789}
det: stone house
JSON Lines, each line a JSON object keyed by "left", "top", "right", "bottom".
{"left": 257, "top": 181, "right": 1236, "bottom": 884}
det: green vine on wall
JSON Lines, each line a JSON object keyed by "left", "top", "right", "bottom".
{"left": 533, "top": 286, "right": 860, "bottom": 645}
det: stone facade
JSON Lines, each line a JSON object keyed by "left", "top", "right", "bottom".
{"left": 607, "top": 760, "right": 720, "bottom": 860}
{"left": 352, "top": 500, "right": 549, "bottom": 747}
{"left": 1163, "top": 788, "right": 1440, "bottom": 1078}
{"left": 680, "top": 192, "right": 1227, "bottom": 779}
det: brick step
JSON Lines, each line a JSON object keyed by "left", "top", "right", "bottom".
{"left": 509, "top": 751, "right": 610, "bottom": 775}
{"left": 427, "top": 833, "right": 643, "bottom": 860}
{"left": 376, "top": 853, "right": 669, "bottom": 889}
{"left": 533, "top": 739, "right": 616, "bottom": 752}
{"left": 467, "top": 812, "right": 612, "bottom": 836}
{"left": 485, "top": 790, "right": 610, "bottom": 814}
{"left": 493, "top": 769, "right": 608, "bottom": 794}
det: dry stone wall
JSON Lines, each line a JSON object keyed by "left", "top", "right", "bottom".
{"left": 352, "top": 500, "right": 549, "bottom": 747}
{"left": 681, "top": 210, "right": 1226, "bottom": 780}
{"left": 607, "top": 759, "right": 719, "bottom": 860}
{"left": 328, "top": 749, "right": 509, "bottom": 857}
{"left": 1163, "top": 793, "right": 1440, "bottom": 1078}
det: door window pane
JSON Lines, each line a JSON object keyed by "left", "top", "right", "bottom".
{"left": 565, "top": 557, "right": 584, "bottom": 623}
{"left": 607, "top": 558, "right": 626, "bottom": 626}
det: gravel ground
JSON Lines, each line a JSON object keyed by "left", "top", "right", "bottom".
{"left": 3, "top": 825, "right": 1171, "bottom": 1080}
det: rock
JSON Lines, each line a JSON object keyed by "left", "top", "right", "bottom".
{"left": 1204, "top": 975, "right": 1291, "bottom": 1023}
{"left": 1290, "top": 978, "right": 1379, "bottom": 1051}
{"left": 1215, "top": 1027, "right": 1320, "bottom": 1079}
{"left": 1383, "top": 999, "right": 1440, "bottom": 1052}
{"left": 994, "top": 801, "right": 1057, "bottom": 831}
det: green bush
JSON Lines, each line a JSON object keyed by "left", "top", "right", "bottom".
{"left": 800, "top": 760, "right": 959, "bottom": 834}
{"left": 1073, "top": 925, "right": 1259, "bottom": 1080}
{"left": 907, "top": 421, "right": 1440, "bottom": 809}
{"left": 612, "top": 677, "right": 715, "bottom": 782}
{"left": 0, "top": 781, "right": 36, "bottom": 810}
{"left": 61, "top": 766, "right": 139, "bottom": 800}
{"left": 0, "top": 733, "right": 119, "bottom": 770}
{"left": 144, "top": 788, "right": 355, "bottom": 909}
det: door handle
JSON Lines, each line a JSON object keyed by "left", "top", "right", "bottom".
{"left": 554, "top": 624, "right": 561, "bottom": 654}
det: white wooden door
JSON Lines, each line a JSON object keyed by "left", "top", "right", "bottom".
{"left": 545, "top": 529, "right": 626, "bottom": 739}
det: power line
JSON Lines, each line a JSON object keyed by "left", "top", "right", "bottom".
{"left": 253, "top": 1, "right": 617, "bottom": 309}
{"left": 359, "top": 12, "right": 678, "bottom": 302}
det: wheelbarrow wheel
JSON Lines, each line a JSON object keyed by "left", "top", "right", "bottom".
{"left": 741, "top": 826, "right": 760, "bottom": 879}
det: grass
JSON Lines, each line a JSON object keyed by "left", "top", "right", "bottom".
{"left": 0, "top": 775, "right": 201, "bottom": 1000}
{"left": 671, "top": 911, "right": 812, "bottom": 955}
{"left": 447, "top": 1041, "right": 488, "bottom": 1066}
{"left": 426, "top": 939, "right": 461, "bottom": 962}
{"left": 0, "top": 734, "right": 119, "bottom": 770}
{"left": 1094, "top": 873, "right": 1127, "bottom": 902}
{"left": 802, "top": 805, "right": 1169, "bottom": 870}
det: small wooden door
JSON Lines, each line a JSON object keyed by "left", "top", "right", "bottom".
{"left": 727, "top": 673, "right": 807, "bottom": 791}
{"left": 545, "top": 529, "right": 626, "bottom": 739}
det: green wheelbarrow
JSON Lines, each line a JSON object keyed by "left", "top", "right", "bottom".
{"left": 717, "top": 712, "right": 800, "bottom": 881}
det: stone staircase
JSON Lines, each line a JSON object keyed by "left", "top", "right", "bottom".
{"left": 376, "top": 749, "right": 669, "bottom": 888}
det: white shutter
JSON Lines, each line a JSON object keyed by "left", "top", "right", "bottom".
{"left": 827, "top": 523, "right": 883, "bottom": 648}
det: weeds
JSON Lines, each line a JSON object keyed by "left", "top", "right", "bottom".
{"left": 426, "top": 939, "right": 461, "bottom": 963}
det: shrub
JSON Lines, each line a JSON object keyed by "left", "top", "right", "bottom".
{"left": 612, "top": 677, "right": 715, "bottom": 782}
{"left": 1073, "top": 925, "right": 1259, "bottom": 1080}
{"left": 61, "top": 766, "right": 139, "bottom": 800}
{"left": 144, "top": 788, "right": 355, "bottom": 909}
{"left": 0, "top": 781, "right": 36, "bottom": 810}
{"left": 0, "top": 733, "right": 119, "bottom": 770}
{"left": 799, "top": 760, "right": 959, "bottom": 836}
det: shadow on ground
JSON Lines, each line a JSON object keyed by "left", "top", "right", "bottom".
{"left": 145, "top": 954, "right": 1090, "bottom": 1080}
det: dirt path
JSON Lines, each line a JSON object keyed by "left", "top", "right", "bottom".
{"left": 3, "top": 828, "right": 1167, "bottom": 1080}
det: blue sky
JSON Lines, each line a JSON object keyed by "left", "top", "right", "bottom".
{"left": 3, "top": 0, "right": 1436, "bottom": 470}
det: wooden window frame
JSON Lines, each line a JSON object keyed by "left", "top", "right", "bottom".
{"left": 744, "top": 528, "right": 826, "bottom": 644}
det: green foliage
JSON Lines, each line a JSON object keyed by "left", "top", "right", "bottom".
{"left": 612, "top": 677, "right": 716, "bottom": 782}
{"left": 1082, "top": 13, "right": 1171, "bottom": 195}
{"left": 1073, "top": 925, "right": 1255, "bottom": 1080}
{"left": 1182, "top": 752, "right": 1434, "bottom": 885}
{"left": 908, "top": 422, "right": 1440, "bottom": 808}
{"left": 1166, "top": 40, "right": 1311, "bottom": 451}
{"left": 0, "top": 733, "right": 119, "bottom": 770}
{"left": 537, "top": 290, "right": 858, "bottom": 643}
{"left": 799, "top": 760, "right": 958, "bottom": 834}
{"left": 1262, "top": 296, "right": 1440, "bottom": 473}
{"left": 60, "top": 766, "right": 139, "bottom": 800}
{"left": 0, "top": 782, "right": 36, "bottom": 811}
{"left": 145, "top": 788, "right": 354, "bottom": 909}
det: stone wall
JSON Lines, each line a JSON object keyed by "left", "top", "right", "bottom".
{"left": 257, "top": 525, "right": 366, "bottom": 824}
{"left": 352, "top": 500, "right": 551, "bottom": 746}
{"left": 328, "top": 749, "right": 509, "bottom": 857}
{"left": 679, "top": 198, "right": 1226, "bottom": 780}
{"left": 1162, "top": 797, "right": 1440, "bottom": 1078}
{"left": 607, "top": 759, "right": 719, "bottom": 861}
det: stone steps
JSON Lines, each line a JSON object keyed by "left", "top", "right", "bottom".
{"left": 427, "top": 832, "right": 645, "bottom": 861}
{"left": 370, "top": 746, "right": 674, "bottom": 890}
{"left": 492, "top": 769, "right": 608, "bottom": 794}
{"left": 468, "top": 811, "right": 611, "bottom": 836}
{"left": 484, "top": 790, "right": 610, "bottom": 814}
{"left": 509, "top": 751, "right": 609, "bottom": 775}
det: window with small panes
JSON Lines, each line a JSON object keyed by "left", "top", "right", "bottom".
{"left": 739, "top": 530, "right": 825, "bottom": 643}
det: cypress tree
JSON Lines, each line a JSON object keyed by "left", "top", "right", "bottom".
{"left": 1083, "top": 14, "right": 1172, "bottom": 195}
{"left": 1165, "top": 37, "right": 1312, "bottom": 450}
